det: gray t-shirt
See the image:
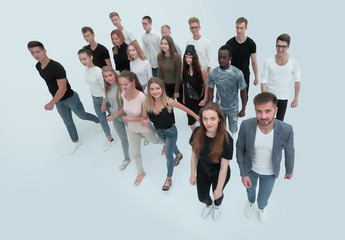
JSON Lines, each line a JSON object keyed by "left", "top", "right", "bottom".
{"left": 107, "top": 84, "right": 125, "bottom": 117}
{"left": 207, "top": 66, "right": 247, "bottom": 110}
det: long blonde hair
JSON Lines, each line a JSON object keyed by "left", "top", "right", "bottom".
{"left": 127, "top": 41, "right": 147, "bottom": 61}
{"left": 146, "top": 77, "right": 172, "bottom": 113}
{"left": 102, "top": 66, "right": 122, "bottom": 108}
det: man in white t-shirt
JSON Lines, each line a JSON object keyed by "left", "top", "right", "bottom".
{"left": 261, "top": 33, "right": 301, "bottom": 121}
{"left": 236, "top": 92, "right": 295, "bottom": 223}
{"left": 186, "top": 17, "right": 211, "bottom": 73}
{"left": 109, "top": 12, "right": 136, "bottom": 44}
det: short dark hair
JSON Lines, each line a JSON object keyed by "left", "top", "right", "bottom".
{"left": 77, "top": 47, "right": 92, "bottom": 56}
{"left": 254, "top": 92, "right": 278, "bottom": 107}
{"left": 236, "top": 17, "right": 248, "bottom": 26}
{"left": 81, "top": 26, "right": 94, "bottom": 34}
{"left": 27, "top": 41, "right": 45, "bottom": 50}
{"left": 219, "top": 45, "right": 232, "bottom": 58}
{"left": 276, "top": 33, "right": 291, "bottom": 45}
{"left": 142, "top": 16, "right": 152, "bottom": 23}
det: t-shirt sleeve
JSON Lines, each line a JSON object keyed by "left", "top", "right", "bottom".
{"left": 261, "top": 59, "right": 270, "bottom": 84}
{"left": 206, "top": 71, "right": 215, "bottom": 88}
{"left": 249, "top": 39, "right": 257, "bottom": 54}
{"left": 292, "top": 59, "right": 301, "bottom": 82}
{"left": 54, "top": 61, "right": 67, "bottom": 80}
{"left": 189, "top": 126, "right": 200, "bottom": 146}
{"left": 221, "top": 132, "right": 233, "bottom": 160}
{"left": 102, "top": 46, "right": 110, "bottom": 59}
{"left": 237, "top": 70, "right": 247, "bottom": 90}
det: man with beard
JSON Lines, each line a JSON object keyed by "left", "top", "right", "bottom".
{"left": 236, "top": 92, "right": 295, "bottom": 223}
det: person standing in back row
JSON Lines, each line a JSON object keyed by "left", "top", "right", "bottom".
{"left": 109, "top": 12, "right": 136, "bottom": 44}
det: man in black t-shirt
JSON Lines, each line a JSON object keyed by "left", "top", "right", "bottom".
{"left": 81, "top": 26, "right": 112, "bottom": 68}
{"left": 226, "top": 17, "right": 259, "bottom": 98}
{"left": 27, "top": 41, "right": 100, "bottom": 155}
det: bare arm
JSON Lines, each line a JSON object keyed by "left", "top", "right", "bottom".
{"left": 291, "top": 82, "right": 300, "bottom": 108}
{"left": 251, "top": 53, "right": 259, "bottom": 85}
{"left": 261, "top": 83, "right": 267, "bottom": 92}
{"left": 198, "top": 67, "right": 208, "bottom": 106}
{"left": 189, "top": 151, "right": 199, "bottom": 185}
{"left": 168, "top": 98, "right": 199, "bottom": 121}
{"left": 238, "top": 89, "right": 247, "bottom": 117}
{"left": 45, "top": 78, "right": 67, "bottom": 110}
{"left": 105, "top": 58, "right": 112, "bottom": 68}
{"left": 208, "top": 87, "right": 214, "bottom": 102}
{"left": 214, "top": 158, "right": 230, "bottom": 200}
{"left": 106, "top": 108, "right": 125, "bottom": 121}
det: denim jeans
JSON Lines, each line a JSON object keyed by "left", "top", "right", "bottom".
{"left": 152, "top": 67, "right": 158, "bottom": 77}
{"left": 155, "top": 125, "right": 180, "bottom": 177}
{"left": 55, "top": 91, "right": 99, "bottom": 141}
{"left": 92, "top": 96, "right": 111, "bottom": 137}
{"left": 111, "top": 116, "right": 129, "bottom": 159}
{"left": 221, "top": 108, "right": 238, "bottom": 134}
{"left": 247, "top": 170, "right": 276, "bottom": 210}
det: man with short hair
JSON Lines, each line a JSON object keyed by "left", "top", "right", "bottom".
{"left": 186, "top": 17, "right": 212, "bottom": 73}
{"left": 27, "top": 41, "right": 100, "bottom": 155}
{"left": 226, "top": 17, "right": 259, "bottom": 98}
{"left": 261, "top": 33, "right": 301, "bottom": 121}
{"left": 81, "top": 26, "right": 112, "bottom": 68}
{"left": 141, "top": 16, "right": 161, "bottom": 77}
{"left": 207, "top": 45, "right": 247, "bottom": 137}
{"left": 236, "top": 92, "right": 295, "bottom": 223}
{"left": 109, "top": 12, "right": 136, "bottom": 44}
{"left": 161, "top": 24, "right": 182, "bottom": 54}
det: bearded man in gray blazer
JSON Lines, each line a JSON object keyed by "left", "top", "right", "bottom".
{"left": 236, "top": 92, "right": 295, "bottom": 223}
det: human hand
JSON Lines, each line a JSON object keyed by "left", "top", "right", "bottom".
{"left": 198, "top": 98, "right": 206, "bottom": 106}
{"left": 284, "top": 173, "right": 293, "bottom": 179}
{"left": 213, "top": 189, "right": 223, "bottom": 200}
{"left": 174, "top": 92, "right": 179, "bottom": 99}
{"left": 242, "top": 176, "right": 252, "bottom": 188}
{"left": 106, "top": 115, "right": 114, "bottom": 121}
{"left": 254, "top": 78, "right": 259, "bottom": 86}
{"left": 122, "top": 116, "right": 129, "bottom": 122}
{"left": 44, "top": 102, "right": 54, "bottom": 110}
{"left": 291, "top": 99, "right": 298, "bottom": 108}
{"left": 190, "top": 175, "right": 196, "bottom": 185}
{"left": 101, "top": 105, "right": 106, "bottom": 112}
{"left": 238, "top": 109, "right": 245, "bottom": 118}
{"left": 141, "top": 119, "right": 149, "bottom": 127}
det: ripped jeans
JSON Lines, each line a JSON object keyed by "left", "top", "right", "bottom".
{"left": 221, "top": 108, "right": 238, "bottom": 134}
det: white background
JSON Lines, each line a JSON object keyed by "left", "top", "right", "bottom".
{"left": 1, "top": 0, "right": 344, "bottom": 239}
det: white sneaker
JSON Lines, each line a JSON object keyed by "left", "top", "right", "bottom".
{"left": 258, "top": 208, "right": 267, "bottom": 223}
{"left": 212, "top": 204, "right": 222, "bottom": 220}
{"left": 143, "top": 138, "right": 150, "bottom": 145}
{"left": 104, "top": 139, "right": 116, "bottom": 151}
{"left": 245, "top": 201, "right": 254, "bottom": 218}
{"left": 201, "top": 204, "right": 213, "bottom": 219}
{"left": 69, "top": 141, "right": 82, "bottom": 155}
{"left": 119, "top": 159, "right": 131, "bottom": 170}
{"left": 95, "top": 123, "right": 102, "bottom": 133}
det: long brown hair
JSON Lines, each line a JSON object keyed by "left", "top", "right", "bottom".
{"left": 102, "top": 66, "right": 122, "bottom": 108}
{"left": 191, "top": 102, "right": 229, "bottom": 163}
{"left": 127, "top": 41, "right": 147, "bottom": 61}
{"left": 146, "top": 77, "right": 172, "bottom": 113}
{"left": 111, "top": 29, "right": 125, "bottom": 55}
{"left": 119, "top": 70, "right": 144, "bottom": 92}
{"left": 182, "top": 53, "right": 203, "bottom": 85}
{"left": 158, "top": 35, "right": 178, "bottom": 79}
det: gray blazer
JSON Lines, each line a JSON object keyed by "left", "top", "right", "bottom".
{"left": 236, "top": 118, "right": 295, "bottom": 178}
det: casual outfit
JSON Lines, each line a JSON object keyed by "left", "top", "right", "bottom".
{"left": 85, "top": 43, "right": 110, "bottom": 68}
{"left": 236, "top": 118, "right": 295, "bottom": 210}
{"left": 113, "top": 42, "right": 130, "bottom": 72}
{"left": 261, "top": 56, "right": 301, "bottom": 121}
{"left": 190, "top": 127, "right": 233, "bottom": 206}
{"left": 122, "top": 91, "right": 162, "bottom": 174}
{"left": 130, "top": 58, "right": 152, "bottom": 91}
{"left": 207, "top": 66, "right": 247, "bottom": 133}
{"left": 148, "top": 107, "right": 181, "bottom": 177}
{"left": 226, "top": 37, "right": 256, "bottom": 95}
{"left": 36, "top": 59, "right": 99, "bottom": 142}
{"left": 157, "top": 53, "right": 182, "bottom": 98}
{"left": 142, "top": 29, "right": 161, "bottom": 77}
{"left": 186, "top": 36, "right": 211, "bottom": 70}
{"left": 122, "top": 27, "right": 136, "bottom": 44}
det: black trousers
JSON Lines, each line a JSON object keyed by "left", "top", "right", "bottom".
{"left": 276, "top": 99, "right": 288, "bottom": 121}
{"left": 164, "top": 83, "right": 175, "bottom": 99}
{"left": 196, "top": 166, "right": 231, "bottom": 206}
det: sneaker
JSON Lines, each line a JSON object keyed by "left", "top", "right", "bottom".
{"left": 119, "top": 159, "right": 131, "bottom": 170}
{"left": 174, "top": 153, "right": 183, "bottom": 166}
{"left": 104, "top": 139, "right": 116, "bottom": 151}
{"left": 212, "top": 204, "right": 222, "bottom": 220}
{"left": 95, "top": 123, "right": 102, "bottom": 133}
{"left": 258, "top": 208, "right": 267, "bottom": 223}
{"left": 245, "top": 201, "right": 254, "bottom": 218}
{"left": 143, "top": 138, "right": 150, "bottom": 145}
{"left": 69, "top": 141, "right": 82, "bottom": 155}
{"left": 134, "top": 172, "right": 146, "bottom": 186}
{"left": 201, "top": 203, "right": 213, "bottom": 219}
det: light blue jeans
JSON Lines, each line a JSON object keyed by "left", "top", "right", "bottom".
{"left": 247, "top": 170, "right": 276, "bottom": 210}
{"left": 155, "top": 125, "right": 180, "bottom": 177}
{"left": 221, "top": 108, "right": 238, "bottom": 134}
{"left": 55, "top": 91, "right": 99, "bottom": 141}
{"left": 92, "top": 96, "right": 111, "bottom": 137}
{"left": 111, "top": 116, "right": 129, "bottom": 159}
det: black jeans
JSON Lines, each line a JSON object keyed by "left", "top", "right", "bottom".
{"left": 196, "top": 166, "right": 230, "bottom": 206}
{"left": 276, "top": 99, "right": 288, "bottom": 121}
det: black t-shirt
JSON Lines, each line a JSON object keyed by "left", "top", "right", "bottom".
{"left": 189, "top": 126, "right": 233, "bottom": 172}
{"left": 112, "top": 42, "right": 130, "bottom": 72}
{"left": 226, "top": 37, "right": 256, "bottom": 81}
{"left": 147, "top": 107, "right": 175, "bottom": 130}
{"left": 85, "top": 43, "right": 110, "bottom": 68}
{"left": 36, "top": 59, "right": 74, "bottom": 101}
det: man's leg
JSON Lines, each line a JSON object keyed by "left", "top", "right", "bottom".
{"left": 67, "top": 92, "right": 99, "bottom": 123}
{"left": 246, "top": 170, "right": 259, "bottom": 204}
{"left": 55, "top": 100, "right": 78, "bottom": 142}
{"left": 257, "top": 174, "right": 276, "bottom": 210}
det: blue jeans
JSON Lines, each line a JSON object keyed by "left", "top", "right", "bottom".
{"left": 92, "top": 96, "right": 111, "bottom": 137}
{"left": 55, "top": 91, "right": 99, "bottom": 141}
{"left": 247, "top": 170, "right": 276, "bottom": 210}
{"left": 221, "top": 108, "right": 238, "bottom": 134}
{"left": 155, "top": 125, "right": 180, "bottom": 177}
{"left": 152, "top": 67, "right": 158, "bottom": 78}
{"left": 111, "top": 116, "right": 129, "bottom": 159}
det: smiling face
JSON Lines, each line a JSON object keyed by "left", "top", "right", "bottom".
{"left": 160, "top": 38, "right": 169, "bottom": 53}
{"left": 127, "top": 45, "right": 138, "bottom": 60}
{"left": 149, "top": 82, "right": 162, "bottom": 99}
{"left": 202, "top": 109, "right": 220, "bottom": 136}
{"left": 29, "top": 46, "right": 47, "bottom": 62}
{"left": 110, "top": 15, "right": 121, "bottom": 28}
{"left": 103, "top": 70, "right": 116, "bottom": 85}
{"left": 276, "top": 40, "right": 290, "bottom": 57}
{"left": 78, "top": 52, "right": 93, "bottom": 67}
{"left": 119, "top": 76, "right": 134, "bottom": 92}
{"left": 255, "top": 101, "right": 277, "bottom": 127}
{"left": 111, "top": 33, "right": 122, "bottom": 47}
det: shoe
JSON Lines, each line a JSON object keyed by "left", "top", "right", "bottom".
{"left": 104, "top": 139, "right": 116, "bottom": 151}
{"left": 201, "top": 203, "right": 213, "bottom": 219}
{"left": 95, "top": 123, "right": 102, "bottom": 133}
{"left": 258, "top": 208, "right": 267, "bottom": 223}
{"left": 212, "top": 204, "right": 222, "bottom": 220}
{"left": 174, "top": 153, "right": 183, "bottom": 166}
{"left": 162, "top": 178, "right": 172, "bottom": 191}
{"left": 119, "top": 159, "right": 131, "bottom": 170}
{"left": 245, "top": 201, "right": 254, "bottom": 218}
{"left": 144, "top": 138, "right": 150, "bottom": 145}
{"left": 69, "top": 141, "right": 82, "bottom": 155}
{"left": 134, "top": 172, "right": 146, "bottom": 186}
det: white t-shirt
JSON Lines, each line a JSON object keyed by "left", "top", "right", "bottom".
{"left": 130, "top": 58, "right": 152, "bottom": 86}
{"left": 186, "top": 36, "right": 212, "bottom": 69}
{"left": 261, "top": 56, "right": 300, "bottom": 100}
{"left": 122, "top": 27, "right": 136, "bottom": 44}
{"left": 84, "top": 66, "right": 105, "bottom": 98}
{"left": 252, "top": 126, "right": 274, "bottom": 175}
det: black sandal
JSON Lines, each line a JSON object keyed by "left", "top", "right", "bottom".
{"left": 174, "top": 153, "right": 183, "bottom": 166}
{"left": 162, "top": 178, "right": 172, "bottom": 191}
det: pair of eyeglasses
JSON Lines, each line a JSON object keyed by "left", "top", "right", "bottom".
{"left": 189, "top": 26, "right": 199, "bottom": 30}
{"left": 276, "top": 45, "right": 288, "bottom": 49}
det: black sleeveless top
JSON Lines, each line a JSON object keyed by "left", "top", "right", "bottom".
{"left": 147, "top": 107, "right": 175, "bottom": 130}
{"left": 185, "top": 73, "right": 204, "bottom": 96}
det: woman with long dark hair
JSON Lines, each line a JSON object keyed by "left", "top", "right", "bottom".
{"left": 189, "top": 102, "right": 233, "bottom": 221}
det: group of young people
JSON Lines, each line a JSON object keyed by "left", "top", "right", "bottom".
{"left": 27, "top": 14, "right": 298, "bottom": 223}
